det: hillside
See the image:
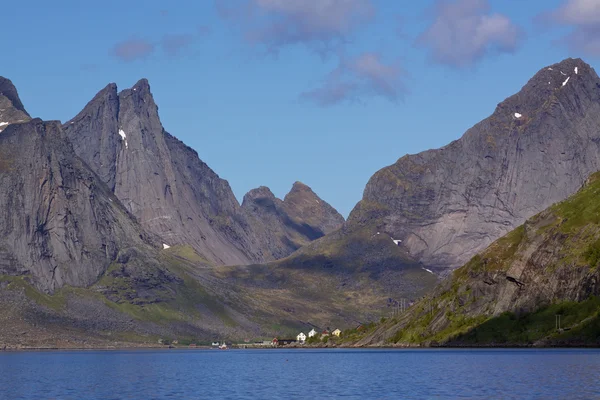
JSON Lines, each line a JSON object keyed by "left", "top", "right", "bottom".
{"left": 355, "top": 172, "right": 600, "bottom": 347}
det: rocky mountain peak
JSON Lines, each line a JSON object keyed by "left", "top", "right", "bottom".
{"left": 242, "top": 187, "right": 279, "bottom": 215}
{"left": 0, "top": 77, "right": 31, "bottom": 133}
{"left": 0, "top": 77, "right": 29, "bottom": 116}
{"left": 491, "top": 58, "right": 596, "bottom": 126}
{"left": 333, "top": 57, "right": 600, "bottom": 273}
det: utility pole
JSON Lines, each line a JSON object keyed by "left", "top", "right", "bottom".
{"left": 555, "top": 314, "right": 562, "bottom": 331}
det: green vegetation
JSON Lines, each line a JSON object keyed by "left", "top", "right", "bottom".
{"left": 583, "top": 238, "right": 600, "bottom": 268}
{"left": 453, "top": 296, "right": 600, "bottom": 345}
{"left": 384, "top": 296, "right": 600, "bottom": 346}
{"left": 455, "top": 225, "right": 526, "bottom": 280}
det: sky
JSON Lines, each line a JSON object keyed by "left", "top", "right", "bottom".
{"left": 2, "top": 0, "right": 599, "bottom": 217}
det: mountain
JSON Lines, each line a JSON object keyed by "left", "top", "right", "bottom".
{"left": 355, "top": 171, "right": 600, "bottom": 347}
{"left": 0, "top": 118, "right": 162, "bottom": 293}
{"left": 0, "top": 77, "right": 357, "bottom": 348}
{"left": 290, "top": 58, "right": 600, "bottom": 277}
{"left": 241, "top": 182, "right": 345, "bottom": 259}
{"left": 0, "top": 77, "right": 30, "bottom": 132}
{"left": 63, "top": 80, "right": 344, "bottom": 266}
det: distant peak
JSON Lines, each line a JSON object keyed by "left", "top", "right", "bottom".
{"left": 94, "top": 83, "right": 118, "bottom": 100}
{"left": 0, "top": 76, "right": 30, "bottom": 117}
{"left": 241, "top": 186, "right": 278, "bottom": 209}
{"left": 244, "top": 186, "right": 275, "bottom": 199}
{"left": 493, "top": 57, "right": 597, "bottom": 121}
{"left": 131, "top": 78, "right": 151, "bottom": 93}
{"left": 292, "top": 181, "right": 310, "bottom": 189}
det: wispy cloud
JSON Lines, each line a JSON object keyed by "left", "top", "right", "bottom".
{"left": 542, "top": 0, "right": 600, "bottom": 55}
{"left": 301, "top": 53, "right": 406, "bottom": 106}
{"left": 417, "top": 0, "right": 522, "bottom": 68}
{"left": 162, "top": 34, "right": 196, "bottom": 57}
{"left": 112, "top": 27, "right": 211, "bottom": 61}
{"left": 112, "top": 38, "right": 156, "bottom": 62}
{"left": 217, "top": 0, "right": 375, "bottom": 55}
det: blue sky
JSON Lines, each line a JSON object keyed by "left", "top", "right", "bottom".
{"left": 2, "top": 0, "right": 599, "bottom": 217}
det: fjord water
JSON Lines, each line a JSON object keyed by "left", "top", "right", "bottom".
{"left": 0, "top": 349, "right": 599, "bottom": 399}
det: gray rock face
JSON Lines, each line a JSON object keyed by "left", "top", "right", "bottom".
{"left": 63, "top": 80, "right": 259, "bottom": 265}
{"left": 0, "top": 119, "right": 158, "bottom": 293}
{"left": 64, "top": 80, "right": 344, "bottom": 265}
{"left": 0, "top": 77, "right": 30, "bottom": 132}
{"left": 241, "top": 182, "right": 345, "bottom": 259}
{"left": 348, "top": 58, "right": 600, "bottom": 271}
{"left": 284, "top": 181, "right": 345, "bottom": 236}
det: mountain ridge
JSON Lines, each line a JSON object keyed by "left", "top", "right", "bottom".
{"left": 291, "top": 57, "right": 600, "bottom": 279}
{"left": 63, "top": 79, "right": 344, "bottom": 266}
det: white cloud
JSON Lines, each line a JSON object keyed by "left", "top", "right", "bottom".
{"left": 301, "top": 52, "right": 405, "bottom": 106}
{"left": 417, "top": 0, "right": 521, "bottom": 68}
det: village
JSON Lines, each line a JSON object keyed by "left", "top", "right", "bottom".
{"left": 206, "top": 327, "right": 347, "bottom": 349}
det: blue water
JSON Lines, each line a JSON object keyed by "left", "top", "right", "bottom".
{"left": 0, "top": 348, "right": 599, "bottom": 399}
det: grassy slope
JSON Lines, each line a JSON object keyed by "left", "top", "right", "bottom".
{"left": 354, "top": 172, "right": 600, "bottom": 347}
{"left": 0, "top": 228, "right": 438, "bottom": 348}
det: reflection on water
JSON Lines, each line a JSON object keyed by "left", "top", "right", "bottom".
{"left": 0, "top": 348, "right": 599, "bottom": 399}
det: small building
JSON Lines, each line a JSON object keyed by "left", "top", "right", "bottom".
{"left": 297, "top": 332, "right": 306, "bottom": 343}
{"left": 273, "top": 338, "right": 297, "bottom": 346}
{"left": 308, "top": 328, "right": 318, "bottom": 338}
{"left": 321, "top": 330, "right": 330, "bottom": 337}
{"left": 332, "top": 329, "right": 342, "bottom": 337}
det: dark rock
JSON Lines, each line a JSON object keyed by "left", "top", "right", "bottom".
{"left": 0, "top": 77, "right": 30, "bottom": 133}
{"left": 240, "top": 182, "right": 344, "bottom": 260}
{"left": 63, "top": 79, "right": 344, "bottom": 265}
{"left": 0, "top": 119, "right": 160, "bottom": 292}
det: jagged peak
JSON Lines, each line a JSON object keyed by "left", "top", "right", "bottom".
{"left": 491, "top": 57, "right": 598, "bottom": 124}
{"left": 291, "top": 181, "right": 311, "bottom": 191}
{"left": 119, "top": 78, "right": 152, "bottom": 96}
{"left": 241, "top": 186, "right": 279, "bottom": 208}
{"left": 0, "top": 76, "right": 30, "bottom": 117}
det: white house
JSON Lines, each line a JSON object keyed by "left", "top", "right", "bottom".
{"left": 308, "top": 328, "right": 318, "bottom": 338}
{"left": 297, "top": 332, "right": 307, "bottom": 343}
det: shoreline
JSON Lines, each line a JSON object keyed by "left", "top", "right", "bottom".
{"left": 2, "top": 342, "right": 600, "bottom": 351}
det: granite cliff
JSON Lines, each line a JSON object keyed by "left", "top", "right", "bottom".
{"left": 63, "top": 80, "right": 344, "bottom": 266}
{"left": 292, "top": 58, "right": 600, "bottom": 277}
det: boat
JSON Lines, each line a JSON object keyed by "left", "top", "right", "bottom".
{"left": 218, "top": 342, "right": 228, "bottom": 350}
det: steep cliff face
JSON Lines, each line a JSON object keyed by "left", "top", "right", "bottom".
{"left": 63, "top": 80, "right": 261, "bottom": 266}
{"left": 346, "top": 58, "right": 600, "bottom": 271}
{"left": 356, "top": 172, "right": 600, "bottom": 346}
{"left": 64, "top": 80, "right": 344, "bottom": 265}
{"left": 0, "top": 119, "right": 159, "bottom": 293}
{"left": 0, "top": 77, "right": 30, "bottom": 132}
{"left": 241, "top": 182, "right": 345, "bottom": 260}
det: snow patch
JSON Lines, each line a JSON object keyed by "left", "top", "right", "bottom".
{"left": 133, "top": 88, "right": 137, "bottom": 91}
{"left": 560, "top": 71, "right": 567, "bottom": 76}
{"left": 547, "top": 68, "right": 553, "bottom": 71}
{"left": 376, "top": 232, "right": 380, "bottom": 235}
{"left": 118, "top": 129, "right": 128, "bottom": 149}
{"left": 316, "top": 200, "right": 320, "bottom": 204}
{"left": 514, "top": 113, "right": 522, "bottom": 118}
{"left": 575, "top": 67, "right": 579, "bottom": 74}
{"left": 0, "top": 122, "right": 9, "bottom": 127}
{"left": 163, "top": 244, "right": 171, "bottom": 250}
{"left": 422, "top": 268, "right": 434, "bottom": 275}
{"left": 392, "top": 238, "right": 402, "bottom": 246}
{"left": 562, "top": 76, "right": 570, "bottom": 87}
